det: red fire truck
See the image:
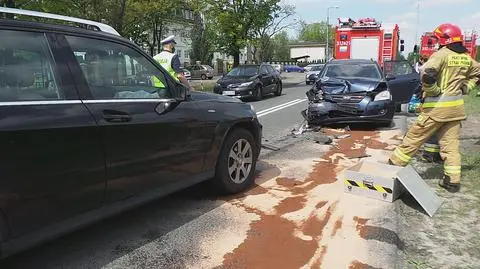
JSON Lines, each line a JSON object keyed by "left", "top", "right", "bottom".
{"left": 334, "top": 17, "right": 404, "bottom": 66}
{"left": 420, "top": 30, "right": 477, "bottom": 58}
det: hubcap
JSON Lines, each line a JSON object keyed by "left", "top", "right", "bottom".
{"left": 228, "top": 139, "right": 253, "bottom": 184}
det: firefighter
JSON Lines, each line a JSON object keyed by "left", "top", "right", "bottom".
{"left": 153, "top": 35, "right": 193, "bottom": 91}
{"left": 388, "top": 23, "right": 480, "bottom": 193}
{"left": 420, "top": 76, "right": 479, "bottom": 164}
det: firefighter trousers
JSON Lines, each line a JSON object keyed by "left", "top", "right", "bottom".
{"left": 389, "top": 113, "right": 462, "bottom": 183}
{"left": 422, "top": 132, "right": 441, "bottom": 161}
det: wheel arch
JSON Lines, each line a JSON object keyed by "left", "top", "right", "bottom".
{"left": 206, "top": 119, "right": 261, "bottom": 172}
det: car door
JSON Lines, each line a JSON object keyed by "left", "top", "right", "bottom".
{"left": 63, "top": 35, "right": 209, "bottom": 202}
{"left": 192, "top": 65, "right": 201, "bottom": 79}
{"left": 0, "top": 30, "right": 105, "bottom": 238}
{"left": 259, "top": 65, "right": 274, "bottom": 93}
{"left": 384, "top": 60, "right": 420, "bottom": 104}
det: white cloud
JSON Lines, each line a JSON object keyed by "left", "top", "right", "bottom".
{"left": 421, "top": 0, "right": 471, "bottom": 8}
{"left": 458, "top": 12, "right": 480, "bottom": 32}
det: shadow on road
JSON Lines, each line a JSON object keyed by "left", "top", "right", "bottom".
{"left": 0, "top": 161, "right": 280, "bottom": 269}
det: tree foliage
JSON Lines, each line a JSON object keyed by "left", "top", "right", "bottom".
{"left": 271, "top": 31, "right": 290, "bottom": 61}
{"left": 204, "top": 0, "right": 281, "bottom": 67}
{"left": 189, "top": 14, "right": 215, "bottom": 65}
{"left": 252, "top": 4, "right": 297, "bottom": 62}
{"left": 298, "top": 21, "right": 335, "bottom": 44}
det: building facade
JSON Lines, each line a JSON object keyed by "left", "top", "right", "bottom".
{"left": 289, "top": 42, "right": 333, "bottom": 63}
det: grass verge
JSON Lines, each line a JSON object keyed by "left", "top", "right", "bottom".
{"left": 464, "top": 87, "right": 480, "bottom": 115}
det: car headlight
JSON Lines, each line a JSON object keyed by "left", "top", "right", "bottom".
{"left": 374, "top": 90, "right": 392, "bottom": 101}
{"left": 249, "top": 104, "right": 257, "bottom": 118}
{"left": 240, "top": 81, "right": 253, "bottom": 87}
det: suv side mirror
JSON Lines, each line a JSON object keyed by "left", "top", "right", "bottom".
{"left": 386, "top": 74, "right": 396, "bottom": 81}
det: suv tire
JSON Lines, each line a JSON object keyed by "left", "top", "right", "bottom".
{"left": 254, "top": 85, "right": 263, "bottom": 101}
{"left": 213, "top": 128, "right": 257, "bottom": 194}
{"left": 274, "top": 82, "right": 282, "bottom": 96}
{"left": 201, "top": 74, "right": 207, "bottom": 80}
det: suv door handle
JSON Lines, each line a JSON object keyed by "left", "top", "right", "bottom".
{"left": 409, "top": 79, "right": 418, "bottom": 83}
{"left": 103, "top": 110, "right": 132, "bottom": 122}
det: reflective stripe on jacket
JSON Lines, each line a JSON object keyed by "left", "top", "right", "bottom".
{"left": 420, "top": 47, "right": 480, "bottom": 122}
{"left": 153, "top": 51, "right": 180, "bottom": 82}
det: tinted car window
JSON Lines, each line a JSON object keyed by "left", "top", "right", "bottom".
{"left": 0, "top": 30, "right": 62, "bottom": 101}
{"left": 260, "top": 65, "right": 269, "bottom": 74}
{"left": 66, "top": 36, "right": 169, "bottom": 99}
{"left": 384, "top": 61, "right": 414, "bottom": 76}
{"left": 266, "top": 65, "right": 275, "bottom": 74}
{"left": 323, "top": 64, "right": 381, "bottom": 80}
{"left": 227, "top": 66, "right": 259, "bottom": 77}
{"left": 311, "top": 65, "right": 324, "bottom": 71}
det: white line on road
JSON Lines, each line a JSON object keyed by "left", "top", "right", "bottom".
{"left": 256, "top": 99, "right": 303, "bottom": 115}
{"left": 257, "top": 99, "right": 307, "bottom": 118}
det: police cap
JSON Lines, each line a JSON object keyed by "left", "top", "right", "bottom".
{"left": 161, "top": 35, "right": 177, "bottom": 45}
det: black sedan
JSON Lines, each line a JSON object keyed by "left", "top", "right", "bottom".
{"left": 214, "top": 64, "right": 283, "bottom": 100}
{"left": 306, "top": 59, "right": 396, "bottom": 126}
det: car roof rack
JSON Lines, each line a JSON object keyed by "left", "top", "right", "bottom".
{"left": 0, "top": 7, "right": 120, "bottom": 36}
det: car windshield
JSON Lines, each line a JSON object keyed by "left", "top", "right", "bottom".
{"left": 227, "top": 66, "right": 259, "bottom": 77}
{"left": 323, "top": 64, "right": 381, "bottom": 80}
{"left": 311, "top": 65, "right": 324, "bottom": 71}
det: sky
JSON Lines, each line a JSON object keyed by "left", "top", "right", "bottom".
{"left": 285, "top": 0, "right": 480, "bottom": 54}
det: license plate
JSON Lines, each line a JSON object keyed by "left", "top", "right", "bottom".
{"left": 222, "top": 90, "right": 236, "bottom": 96}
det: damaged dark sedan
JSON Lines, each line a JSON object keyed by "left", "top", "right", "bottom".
{"left": 306, "top": 59, "right": 395, "bottom": 126}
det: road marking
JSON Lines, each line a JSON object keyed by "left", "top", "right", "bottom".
{"left": 256, "top": 99, "right": 303, "bottom": 115}
{"left": 257, "top": 99, "right": 307, "bottom": 118}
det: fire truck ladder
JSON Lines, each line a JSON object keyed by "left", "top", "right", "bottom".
{"left": 382, "top": 32, "right": 393, "bottom": 61}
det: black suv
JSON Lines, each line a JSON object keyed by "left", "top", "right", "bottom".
{"left": 0, "top": 9, "right": 261, "bottom": 258}
{"left": 214, "top": 64, "right": 282, "bottom": 100}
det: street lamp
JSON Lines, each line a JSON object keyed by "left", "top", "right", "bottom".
{"left": 326, "top": 6, "right": 339, "bottom": 60}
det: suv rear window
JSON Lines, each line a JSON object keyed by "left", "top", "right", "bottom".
{"left": 0, "top": 30, "right": 62, "bottom": 102}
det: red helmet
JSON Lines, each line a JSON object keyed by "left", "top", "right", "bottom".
{"left": 433, "top": 23, "right": 463, "bottom": 46}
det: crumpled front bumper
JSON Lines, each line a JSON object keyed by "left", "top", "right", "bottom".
{"left": 306, "top": 98, "right": 395, "bottom": 125}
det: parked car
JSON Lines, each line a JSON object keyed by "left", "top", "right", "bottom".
{"left": 304, "top": 64, "right": 317, "bottom": 72}
{"left": 214, "top": 64, "right": 283, "bottom": 100}
{"left": 0, "top": 8, "right": 262, "bottom": 259}
{"left": 186, "top": 64, "right": 214, "bottom": 80}
{"left": 305, "top": 64, "right": 325, "bottom": 85}
{"left": 182, "top": 68, "right": 192, "bottom": 80}
{"left": 270, "top": 64, "right": 283, "bottom": 74}
{"left": 306, "top": 59, "right": 398, "bottom": 126}
{"left": 284, "top": 65, "right": 305, "bottom": 73}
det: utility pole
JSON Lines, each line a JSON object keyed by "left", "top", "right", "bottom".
{"left": 326, "top": 6, "right": 339, "bottom": 61}
{"left": 414, "top": 0, "right": 420, "bottom": 62}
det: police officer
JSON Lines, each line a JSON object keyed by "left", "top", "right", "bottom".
{"left": 153, "top": 35, "right": 193, "bottom": 91}
{"left": 388, "top": 23, "right": 480, "bottom": 193}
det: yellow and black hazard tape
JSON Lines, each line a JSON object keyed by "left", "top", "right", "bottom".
{"left": 344, "top": 180, "right": 393, "bottom": 194}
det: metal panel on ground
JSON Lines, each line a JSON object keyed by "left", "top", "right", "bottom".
{"left": 396, "top": 165, "right": 443, "bottom": 217}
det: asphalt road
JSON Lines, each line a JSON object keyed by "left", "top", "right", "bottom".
{"left": 0, "top": 74, "right": 311, "bottom": 269}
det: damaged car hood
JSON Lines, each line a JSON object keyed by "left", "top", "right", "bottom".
{"left": 315, "top": 77, "right": 385, "bottom": 94}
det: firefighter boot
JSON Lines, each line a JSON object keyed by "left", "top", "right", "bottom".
{"left": 420, "top": 151, "right": 443, "bottom": 164}
{"left": 438, "top": 175, "right": 460, "bottom": 193}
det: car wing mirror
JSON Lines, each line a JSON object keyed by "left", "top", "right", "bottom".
{"left": 386, "top": 74, "right": 396, "bottom": 81}
{"left": 155, "top": 99, "right": 179, "bottom": 115}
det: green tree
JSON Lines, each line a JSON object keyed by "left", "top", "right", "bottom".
{"left": 204, "top": 0, "right": 281, "bottom": 67}
{"left": 476, "top": 46, "right": 480, "bottom": 61}
{"left": 252, "top": 4, "right": 297, "bottom": 63}
{"left": 298, "top": 21, "right": 335, "bottom": 43}
{"left": 189, "top": 13, "right": 215, "bottom": 65}
{"left": 271, "top": 31, "right": 290, "bottom": 61}
{"left": 407, "top": 52, "right": 416, "bottom": 64}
